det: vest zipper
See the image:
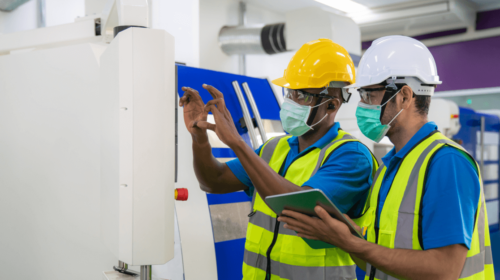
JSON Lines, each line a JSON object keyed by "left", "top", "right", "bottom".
{"left": 369, "top": 226, "right": 379, "bottom": 280}
{"left": 266, "top": 218, "right": 280, "bottom": 280}
{"left": 248, "top": 210, "right": 257, "bottom": 217}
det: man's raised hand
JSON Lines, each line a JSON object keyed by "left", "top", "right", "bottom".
{"left": 179, "top": 87, "right": 209, "bottom": 143}
{"left": 196, "top": 84, "right": 243, "bottom": 148}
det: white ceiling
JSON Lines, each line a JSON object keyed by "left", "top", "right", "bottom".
{"left": 353, "top": 0, "right": 414, "bottom": 8}
{"left": 355, "top": 0, "right": 500, "bottom": 9}
{"left": 246, "top": 0, "right": 336, "bottom": 14}
{"left": 247, "top": 0, "right": 500, "bottom": 13}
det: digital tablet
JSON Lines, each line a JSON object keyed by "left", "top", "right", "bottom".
{"left": 265, "top": 189, "right": 365, "bottom": 249}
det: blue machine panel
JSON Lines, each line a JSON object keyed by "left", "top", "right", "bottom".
{"left": 206, "top": 191, "right": 251, "bottom": 206}
{"left": 214, "top": 238, "right": 247, "bottom": 280}
{"left": 454, "top": 107, "right": 500, "bottom": 277}
{"left": 454, "top": 107, "right": 500, "bottom": 231}
{"left": 177, "top": 65, "right": 280, "bottom": 135}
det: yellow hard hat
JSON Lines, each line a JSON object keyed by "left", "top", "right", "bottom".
{"left": 272, "top": 38, "right": 355, "bottom": 101}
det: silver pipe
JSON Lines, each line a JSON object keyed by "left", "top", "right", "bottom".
{"left": 232, "top": 81, "right": 259, "bottom": 149}
{"left": 242, "top": 82, "right": 268, "bottom": 143}
{"left": 480, "top": 116, "right": 485, "bottom": 172}
{"left": 238, "top": 1, "right": 246, "bottom": 75}
{"left": 238, "top": 54, "right": 246, "bottom": 76}
{"left": 220, "top": 26, "right": 265, "bottom": 55}
{"left": 140, "top": 265, "right": 152, "bottom": 280}
{"left": 37, "top": 0, "right": 46, "bottom": 28}
{"left": 238, "top": 1, "right": 246, "bottom": 25}
{"left": 219, "top": 23, "right": 287, "bottom": 55}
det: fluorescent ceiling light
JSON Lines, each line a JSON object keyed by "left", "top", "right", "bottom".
{"left": 314, "top": 0, "right": 369, "bottom": 13}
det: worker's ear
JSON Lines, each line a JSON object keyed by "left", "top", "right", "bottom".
{"left": 400, "top": 85, "right": 414, "bottom": 110}
{"left": 327, "top": 97, "right": 341, "bottom": 112}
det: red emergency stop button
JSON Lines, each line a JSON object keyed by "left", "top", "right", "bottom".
{"left": 175, "top": 188, "right": 188, "bottom": 201}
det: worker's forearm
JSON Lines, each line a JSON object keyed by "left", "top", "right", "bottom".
{"left": 192, "top": 137, "right": 227, "bottom": 192}
{"left": 348, "top": 238, "right": 457, "bottom": 280}
{"left": 351, "top": 255, "right": 366, "bottom": 272}
{"left": 230, "top": 140, "right": 302, "bottom": 198}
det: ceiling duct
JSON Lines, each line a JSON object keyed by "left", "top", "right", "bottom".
{"left": 0, "top": 0, "right": 30, "bottom": 12}
{"left": 219, "top": 23, "right": 286, "bottom": 55}
{"left": 218, "top": 7, "right": 361, "bottom": 65}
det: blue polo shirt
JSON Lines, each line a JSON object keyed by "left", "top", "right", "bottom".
{"left": 377, "top": 122, "right": 480, "bottom": 250}
{"left": 226, "top": 122, "right": 374, "bottom": 217}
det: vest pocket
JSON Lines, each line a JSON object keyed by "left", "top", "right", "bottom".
{"left": 378, "top": 229, "right": 395, "bottom": 249}
{"left": 353, "top": 207, "right": 374, "bottom": 230}
{"left": 246, "top": 223, "right": 264, "bottom": 249}
{"left": 281, "top": 235, "right": 327, "bottom": 256}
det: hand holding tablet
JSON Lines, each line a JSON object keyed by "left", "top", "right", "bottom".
{"left": 265, "top": 189, "right": 365, "bottom": 249}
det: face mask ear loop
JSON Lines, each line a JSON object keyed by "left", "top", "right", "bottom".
{"left": 387, "top": 108, "right": 404, "bottom": 126}
{"left": 380, "top": 89, "right": 401, "bottom": 107}
{"left": 306, "top": 95, "right": 323, "bottom": 126}
{"left": 312, "top": 99, "right": 331, "bottom": 108}
{"left": 309, "top": 113, "right": 329, "bottom": 130}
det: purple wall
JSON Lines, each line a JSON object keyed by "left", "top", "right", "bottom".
{"left": 477, "top": 9, "right": 500, "bottom": 30}
{"left": 429, "top": 35, "right": 500, "bottom": 92}
{"left": 362, "top": 9, "right": 500, "bottom": 50}
{"left": 361, "top": 9, "right": 500, "bottom": 92}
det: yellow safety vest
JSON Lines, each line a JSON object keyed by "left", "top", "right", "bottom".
{"left": 243, "top": 130, "right": 378, "bottom": 280}
{"left": 360, "top": 131, "right": 494, "bottom": 280}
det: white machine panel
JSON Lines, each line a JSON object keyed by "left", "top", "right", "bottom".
{"left": 428, "top": 98, "right": 461, "bottom": 138}
{"left": 100, "top": 27, "right": 175, "bottom": 266}
{"left": 0, "top": 42, "right": 116, "bottom": 280}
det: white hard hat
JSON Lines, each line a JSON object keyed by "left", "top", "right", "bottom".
{"left": 346, "top": 35, "right": 442, "bottom": 95}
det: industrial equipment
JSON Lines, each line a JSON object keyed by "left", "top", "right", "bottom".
{"left": 1, "top": 0, "right": 499, "bottom": 279}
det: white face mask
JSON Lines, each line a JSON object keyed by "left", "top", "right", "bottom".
{"left": 279, "top": 98, "right": 329, "bottom": 136}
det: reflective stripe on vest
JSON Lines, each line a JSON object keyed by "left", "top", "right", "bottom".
{"left": 363, "top": 133, "right": 494, "bottom": 280}
{"left": 243, "top": 249, "right": 358, "bottom": 280}
{"left": 243, "top": 131, "right": 373, "bottom": 280}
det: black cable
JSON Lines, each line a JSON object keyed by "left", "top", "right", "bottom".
{"left": 265, "top": 219, "right": 281, "bottom": 280}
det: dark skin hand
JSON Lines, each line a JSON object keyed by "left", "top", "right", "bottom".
{"left": 179, "top": 84, "right": 342, "bottom": 198}
{"left": 278, "top": 207, "right": 467, "bottom": 280}
{"left": 179, "top": 86, "right": 245, "bottom": 194}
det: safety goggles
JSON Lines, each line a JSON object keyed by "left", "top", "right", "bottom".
{"left": 357, "top": 87, "right": 385, "bottom": 105}
{"left": 283, "top": 88, "right": 335, "bottom": 106}
{"left": 357, "top": 79, "right": 401, "bottom": 105}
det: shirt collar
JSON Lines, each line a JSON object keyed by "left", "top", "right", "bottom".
{"left": 381, "top": 121, "right": 438, "bottom": 166}
{"left": 287, "top": 122, "right": 341, "bottom": 155}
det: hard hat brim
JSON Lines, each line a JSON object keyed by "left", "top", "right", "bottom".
{"left": 271, "top": 77, "right": 293, "bottom": 89}
{"left": 272, "top": 77, "right": 331, "bottom": 89}
{"left": 344, "top": 75, "right": 442, "bottom": 89}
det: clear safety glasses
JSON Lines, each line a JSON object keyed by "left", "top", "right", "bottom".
{"left": 357, "top": 87, "right": 386, "bottom": 105}
{"left": 357, "top": 78, "right": 402, "bottom": 105}
{"left": 283, "top": 88, "right": 334, "bottom": 106}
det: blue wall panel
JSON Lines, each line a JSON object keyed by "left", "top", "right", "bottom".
{"left": 207, "top": 192, "right": 251, "bottom": 206}
{"left": 212, "top": 148, "right": 237, "bottom": 158}
{"left": 490, "top": 230, "right": 500, "bottom": 279}
{"left": 214, "top": 238, "right": 247, "bottom": 280}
